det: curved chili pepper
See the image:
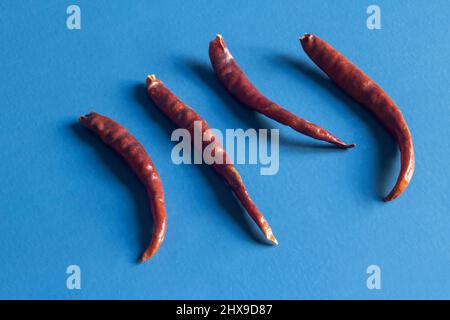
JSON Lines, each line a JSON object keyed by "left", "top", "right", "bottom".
{"left": 80, "top": 112, "right": 167, "bottom": 262}
{"left": 300, "top": 34, "right": 414, "bottom": 201}
{"left": 208, "top": 34, "right": 355, "bottom": 149}
{"left": 145, "top": 75, "right": 277, "bottom": 245}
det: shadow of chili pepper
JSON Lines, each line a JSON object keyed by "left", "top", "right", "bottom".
{"left": 271, "top": 54, "right": 397, "bottom": 200}
{"left": 196, "top": 162, "right": 269, "bottom": 245}
{"left": 131, "top": 83, "right": 266, "bottom": 245}
{"left": 71, "top": 122, "right": 153, "bottom": 264}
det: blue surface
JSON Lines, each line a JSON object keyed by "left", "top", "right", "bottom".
{"left": 0, "top": 0, "right": 449, "bottom": 299}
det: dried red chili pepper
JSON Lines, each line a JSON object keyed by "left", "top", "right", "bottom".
{"left": 80, "top": 112, "right": 167, "bottom": 262}
{"left": 145, "top": 75, "right": 278, "bottom": 245}
{"left": 300, "top": 34, "right": 414, "bottom": 201}
{"left": 208, "top": 34, "right": 354, "bottom": 149}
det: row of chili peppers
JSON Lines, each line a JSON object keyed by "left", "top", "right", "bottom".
{"left": 80, "top": 34, "right": 414, "bottom": 262}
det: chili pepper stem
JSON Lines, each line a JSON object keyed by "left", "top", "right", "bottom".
{"left": 299, "top": 34, "right": 310, "bottom": 41}
{"left": 146, "top": 74, "right": 157, "bottom": 87}
{"left": 216, "top": 34, "right": 225, "bottom": 47}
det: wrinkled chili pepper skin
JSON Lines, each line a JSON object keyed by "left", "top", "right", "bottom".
{"left": 300, "top": 34, "right": 414, "bottom": 201}
{"left": 208, "top": 35, "right": 354, "bottom": 149}
{"left": 79, "top": 112, "right": 167, "bottom": 262}
{"left": 146, "top": 75, "right": 277, "bottom": 245}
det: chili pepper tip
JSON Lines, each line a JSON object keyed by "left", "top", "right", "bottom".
{"left": 268, "top": 234, "right": 278, "bottom": 245}
{"left": 139, "top": 252, "right": 153, "bottom": 263}
{"left": 341, "top": 143, "right": 356, "bottom": 149}
{"left": 264, "top": 229, "right": 278, "bottom": 245}
{"left": 332, "top": 139, "right": 356, "bottom": 149}
{"left": 383, "top": 187, "right": 403, "bottom": 202}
